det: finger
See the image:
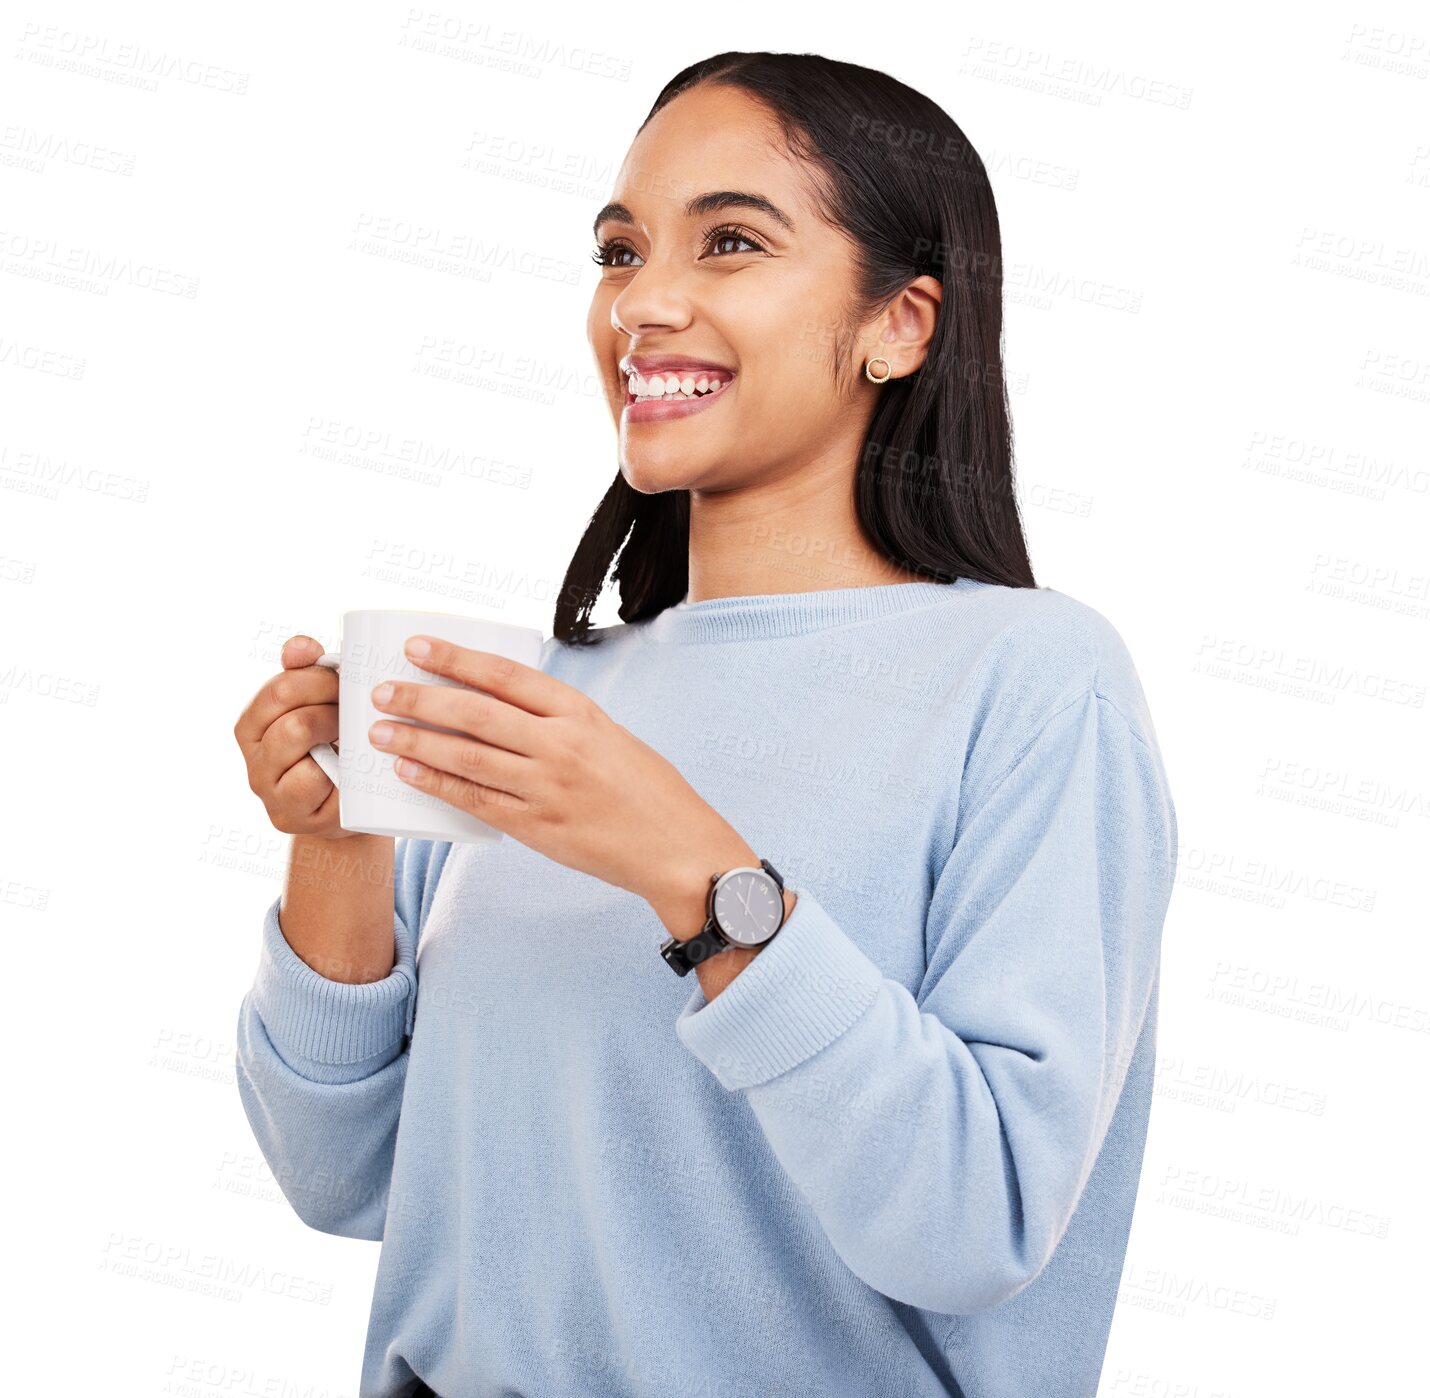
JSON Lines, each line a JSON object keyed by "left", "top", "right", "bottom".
{"left": 310, "top": 780, "right": 343, "bottom": 824}
{"left": 391, "top": 752, "right": 530, "bottom": 833}
{"left": 252, "top": 701, "right": 339, "bottom": 797}
{"left": 401, "top": 636, "right": 574, "bottom": 718}
{"left": 370, "top": 718, "right": 536, "bottom": 801}
{"left": 371, "top": 678, "right": 544, "bottom": 759}
{"left": 273, "top": 744, "right": 341, "bottom": 818}
{"left": 233, "top": 639, "right": 337, "bottom": 749}
{"left": 240, "top": 668, "right": 338, "bottom": 752}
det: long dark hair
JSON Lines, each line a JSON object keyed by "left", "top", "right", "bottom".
{"left": 553, "top": 51, "right": 1036, "bottom": 644}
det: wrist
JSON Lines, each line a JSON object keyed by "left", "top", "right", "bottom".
{"left": 646, "top": 832, "right": 761, "bottom": 939}
{"left": 690, "top": 886, "right": 796, "bottom": 1000}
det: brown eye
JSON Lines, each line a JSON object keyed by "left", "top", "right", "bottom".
{"left": 591, "top": 239, "right": 639, "bottom": 269}
{"left": 702, "top": 224, "right": 765, "bottom": 257}
{"left": 590, "top": 224, "right": 765, "bottom": 270}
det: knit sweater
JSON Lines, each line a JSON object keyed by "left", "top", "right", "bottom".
{"left": 235, "top": 578, "right": 1178, "bottom": 1398}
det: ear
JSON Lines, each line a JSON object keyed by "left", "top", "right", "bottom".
{"left": 874, "top": 275, "right": 943, "bottom": 376}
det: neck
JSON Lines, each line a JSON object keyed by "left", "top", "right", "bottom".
{"left": 684, "top": 458, "right": 927, "bottom": 603}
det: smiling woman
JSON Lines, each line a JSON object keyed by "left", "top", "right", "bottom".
{"left": 234, "top": 49, "right": 1177, "bottom": 1398}
{"left": 564, "top": 54, "right": 1030, "bottom": 640}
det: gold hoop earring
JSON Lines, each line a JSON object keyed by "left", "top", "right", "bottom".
{"left": 865, "top": 356, "right": 893, "bottom": 384}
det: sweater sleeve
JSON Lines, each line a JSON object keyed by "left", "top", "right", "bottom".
{"left": 234, "top": 837, "right": 450, "bottom": 1241}
{"left": 673, "top": 685, "right": 1177, "bottom": 1314}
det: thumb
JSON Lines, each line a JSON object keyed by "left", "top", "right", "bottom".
{"left": 281, "top": 634, "right": 325, "bottom": 669}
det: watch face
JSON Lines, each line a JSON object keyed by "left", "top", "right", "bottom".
{"left": 712, "top": 868, "right": 783, "bottom": 948}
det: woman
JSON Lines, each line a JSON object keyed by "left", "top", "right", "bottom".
{"left": 234, "top": 52, "right": 1178, "bottom": 1398}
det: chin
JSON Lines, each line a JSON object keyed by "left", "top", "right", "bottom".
{"left": 618, "top": 459, "right": 701, "bottom": 496}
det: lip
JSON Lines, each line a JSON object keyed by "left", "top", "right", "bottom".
{"left": 622, "top": 375, "right": 735, "bottom": 423}
{"left": 618, "top": 353, "right": 738, "bottom": 424}
{"left": 619, "top": 353, "right": 736, "bottom": 379}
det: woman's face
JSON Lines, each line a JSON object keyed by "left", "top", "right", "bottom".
{"left": 587, "top": 84, "right": 881, "bottom": 496}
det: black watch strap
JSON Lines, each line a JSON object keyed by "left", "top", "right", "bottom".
{"left": 659, "top": 859, "right": 785, "bottom": 977}
{"left": 659, "top": 922, "right": 727, "bottom": 976}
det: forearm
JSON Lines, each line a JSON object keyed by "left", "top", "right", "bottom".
{"left": 278, "top": 833, "right": 396, "bottom": 984}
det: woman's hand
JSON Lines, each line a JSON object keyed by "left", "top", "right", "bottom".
{"left": 235, "top": 634, "right": 369, "bottom": 840}
{"left": 367, "top": 635, "right": 758, "bottom": 924}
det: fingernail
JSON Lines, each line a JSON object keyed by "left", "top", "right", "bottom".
{"left": 373, "top": 682, "right": 394, "bottom": 704}
{"left": 370, "top": 722, "right": 394, "bottom": 745}
{"left": 406, "top": 636, "right": 431, "bottom": 657}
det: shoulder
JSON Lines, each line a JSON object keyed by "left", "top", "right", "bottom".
{"left": 537, "top": 621, "right": 639, "bottom": 674}
{"left": 944, "top": 582, "right": 1154, "bottom": 728}
{"left": 537, "top": 620, "right": 646, "bottom": 686}
{"left": 940, "top": 582, "right": 1167, "bottom": 804}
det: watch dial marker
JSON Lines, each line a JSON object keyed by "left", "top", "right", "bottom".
{"left": 714, "top": 870, "right": 783, "bottom": 947}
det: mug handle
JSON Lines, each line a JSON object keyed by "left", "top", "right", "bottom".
{"left": 308, "top": 652, "right": 342, "bottom": 786}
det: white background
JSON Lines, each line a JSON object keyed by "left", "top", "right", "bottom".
{"left": 4, "top": 2, "right": 1426, "bottom": 1394}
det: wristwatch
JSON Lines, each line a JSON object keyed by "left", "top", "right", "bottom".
{"left": 660, "top": 858, "right": 789, "bottom": 976}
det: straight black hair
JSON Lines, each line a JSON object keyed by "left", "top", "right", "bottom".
{"left": 553, "top": 50, "right": 1036, "bottom": 644}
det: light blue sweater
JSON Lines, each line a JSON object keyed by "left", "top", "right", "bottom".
{"left": 236, "top": 579, "right": 1178, "bottom": 1398}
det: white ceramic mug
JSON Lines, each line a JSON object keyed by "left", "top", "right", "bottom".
{"left": 308, "top": 608, "right": 545, "bottom": 844}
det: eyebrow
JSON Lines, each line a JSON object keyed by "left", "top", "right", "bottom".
{"left": 592, "top": 190, "right": 795, "bottom": 239}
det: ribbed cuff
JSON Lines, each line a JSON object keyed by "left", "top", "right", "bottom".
{"left": 674, "top": 887, "right": 884, "bottom": 1090}
{"left": 249, "top": 893, "right": 417, "bottom": 1083}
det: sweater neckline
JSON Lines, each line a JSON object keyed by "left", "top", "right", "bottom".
{"left": 640, "top": 578, "right": 977, "bottom": 643}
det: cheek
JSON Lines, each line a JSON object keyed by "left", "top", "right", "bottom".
{"left": 587, "top": 304, "right": 621, "bottom": 402}
{"left": 724, "top": 278, "right": 840, "bottom": 387}
{"left": 587, "top": 293, "right": 615, "bottom": 355}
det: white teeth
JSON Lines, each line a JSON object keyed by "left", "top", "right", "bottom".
{"left": 625, "top": 369, "right": 731, "bottom": 402}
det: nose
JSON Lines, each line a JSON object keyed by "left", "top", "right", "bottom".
{"left": 608, "top": 260, "right": 694, "bottom": 337}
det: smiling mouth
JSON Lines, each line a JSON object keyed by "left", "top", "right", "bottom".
{"left": 622, "top": 372, "right": 736, "bottom": 407}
